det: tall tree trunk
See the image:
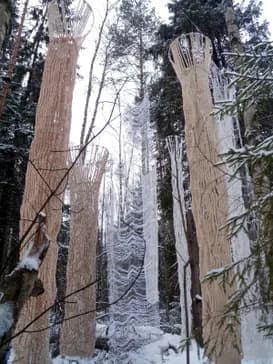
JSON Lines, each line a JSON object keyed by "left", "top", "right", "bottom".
{"left": 169, "top": 33, "right": 241, "bottom": 364}
{"left": 60, "top": 148, "right": 108, "bottom": 358}
{"left": 13, "top": 2, "right": 91, "bottom": 361}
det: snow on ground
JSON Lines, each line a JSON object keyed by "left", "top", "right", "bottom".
{"left": 53, "top": 329, "right": 209, "bottom": 364}
{"left": 52, "top": 329, "right": 273, "bottom": 364}
{"left": 8, "top": 323, "right": 273, "bottom": 364}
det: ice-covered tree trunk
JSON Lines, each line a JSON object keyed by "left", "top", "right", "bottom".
{"left": 60, "top": 146, "right": 108, "bottom": 358}
{"left": 166, "top": 136, "right": 191, "bottom": 342}
{"left": 169, "top": 33, "right": 241, "bottom": 364}
{"left": 141, "top": 94, "right": 159, "bottom": 318}
{"left": 107, "top": 99, "right": 161, "bottom": 362}
{"left": 13, "top": 2, "right": 91, "bottom": 363}
{"left": 211, "top": 64, "right": 273, "bottom": 362}
{"left": 110, "top": 186, "right": 148, "bottom": 349}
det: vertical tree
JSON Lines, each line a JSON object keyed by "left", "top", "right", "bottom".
{"left": 0, "top": 3, "right": 47, "bottom": 274}
{"left": 169, "top": 33, "right": 241, "bottom": 364}
{"left": 13, "top": 2, "right": 91, "bottom": 362}
{"left": 111, "top": 0, "right": 157, "bottom": 100}
{"left": 150, "top": 0, "right": 269, "bottom": 344}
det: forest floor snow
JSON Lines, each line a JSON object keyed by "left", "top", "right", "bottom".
{"left": 7, "top": 324, "right": 273, "bottom": 363}
{"left": 53, "top": 326, "right": 273, "bottom": 364}
{"left": 53, "top": 328, "right": 209, "bottom": 364}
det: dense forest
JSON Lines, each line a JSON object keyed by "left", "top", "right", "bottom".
{"left": 0, "top": 0, "right": 273, "bottom": 363}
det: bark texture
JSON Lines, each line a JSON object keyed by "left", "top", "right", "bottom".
{"left": 60, "top": 147, "right": 108, "bottom": 358}
{"left": 0, "top": 213, "right": 50, "bottom": 362}
{"left": 12, "top": 0, "right": 85, "bottom": 358}
{"left": 169, "top": 33, "right": 241, "bottom": 364}
{"left": 13, "top": 36, "right": 79, "bottom": 364}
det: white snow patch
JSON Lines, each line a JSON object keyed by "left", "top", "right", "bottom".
{"left": 195, "top": 294, "right": 203, "bottom": 301}
{"left": 0, "top": 303, "right": 14, "bottom": 337}
{"left": 53, "top": 332, "right": 208, "bottom": 364}
{"left": 6, "top": 349, "right": 15, "bottom": 364}
{"left": 52, "top": 326, "right": 273, "bottom": 364}
{"left": 16, "top": 239, "right": 40, "bottom": 271}
{"left": 18, "top": 256, "right": 40, "bottom": 271}
{"left": 53, "top": 356, "right": 93, "bottom": 364}
{"left": 96, "top": 323, "right": 108, "bottom": 337}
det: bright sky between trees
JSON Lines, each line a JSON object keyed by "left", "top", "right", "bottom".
{"left": 70, "top": 0, "right": 273, "bottom": 148}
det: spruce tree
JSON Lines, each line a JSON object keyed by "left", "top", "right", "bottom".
{"left": 0, "top": 4, "right": 47, "bottom": 274}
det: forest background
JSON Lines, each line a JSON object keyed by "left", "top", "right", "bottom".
{"left": 1, "top": 0, "right": 273, "bottom": 363}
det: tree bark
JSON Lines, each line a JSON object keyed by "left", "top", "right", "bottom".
{"left": 0, "top": 213, "right": 50, "bottom": 361}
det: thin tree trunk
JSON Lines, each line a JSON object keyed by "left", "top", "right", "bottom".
{"left": 186, "top": 210, "right": 203, "bottom": 346}
{"left": 80, "top": 0, "right": 109, "bottom": 147}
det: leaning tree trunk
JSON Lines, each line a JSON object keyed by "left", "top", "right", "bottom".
{"left": 60, "top": 146, "right": 108, "bottom": 358}
{"left": 169, "top": 33, "right": 241, "bottom": 364}
{"left": 13, "top": 1, "right": 91, "bottom": 363}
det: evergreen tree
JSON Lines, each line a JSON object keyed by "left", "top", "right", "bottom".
{"left": 0, "top": 4, "right": 47, "bottom": 274}
{"left": 111, "top": 0, "right": 157, "bottom": 99}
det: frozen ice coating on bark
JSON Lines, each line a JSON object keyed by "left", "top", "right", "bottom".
{"left": 105, "top": 96, "right": 160, "bottom": 362}
{"left": 141, "top": 94, "right": 159, "bottom": 308}
{"left": 211, "top": 63, "right": 273, "bottom": 362}
{"left": 166, "top": 135, "right": 191, "bottom": 341}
